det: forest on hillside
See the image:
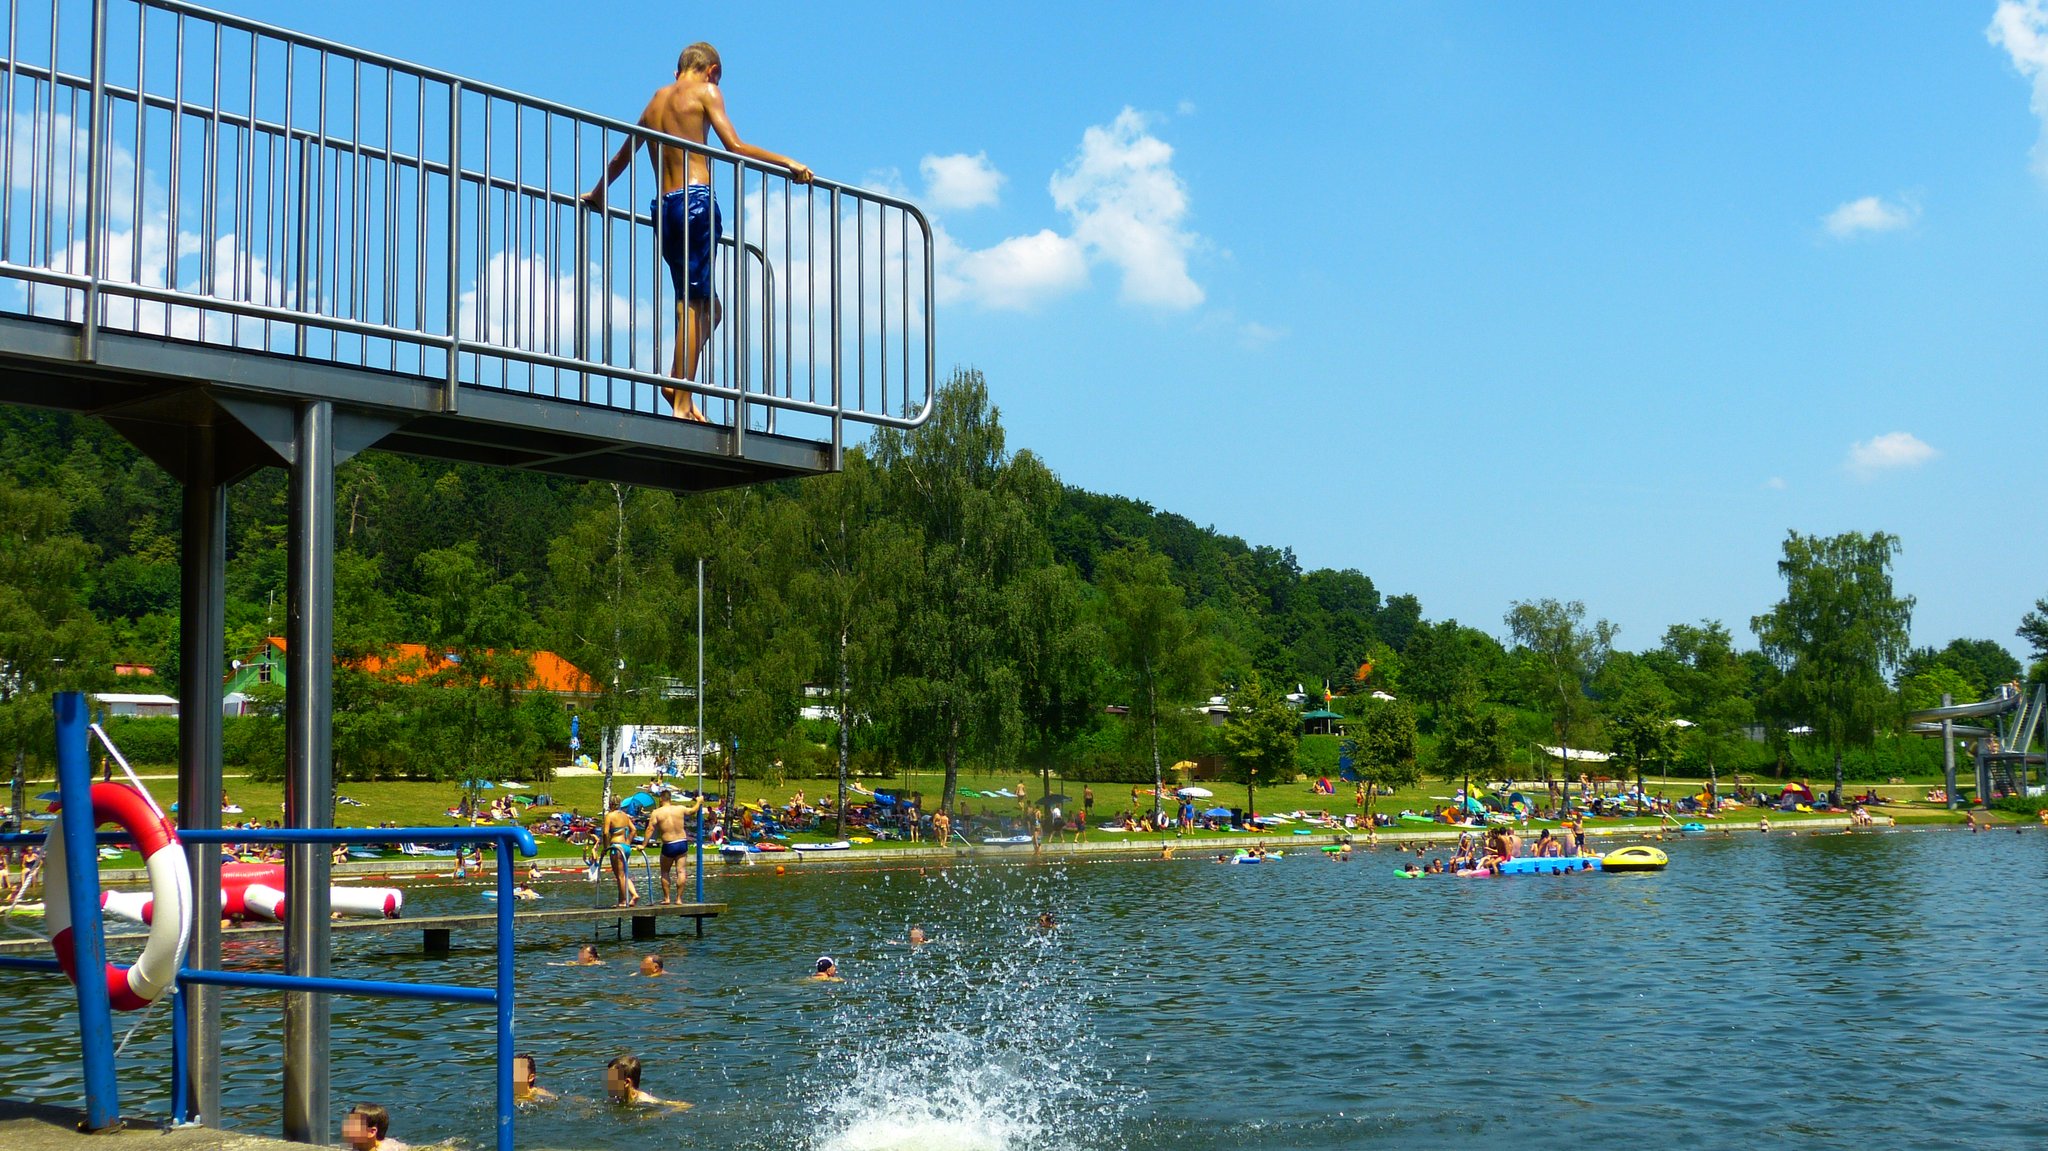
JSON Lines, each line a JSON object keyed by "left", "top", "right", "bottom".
{"left": 2, "top": 370, "right": 2044, "bottom": 807}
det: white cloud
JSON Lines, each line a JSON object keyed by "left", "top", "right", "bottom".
{"left": 1989, "top": 0, "right": 2048, "bottom": 180}
{"left": 1845, "top": 431, "right": 1939, "bottom": 479}
{"left": 934, "top": 224, "right": 1087, "bottom": 310}
{"left": 919, "top": 152, "right": 1004, "bottom": 212}
{"left": 1049, "top": 108, "right": 1204, "bottom": 309}
{"left": 1764, "top": 476, "right": 1787, "bottom": 491}
{"left": 929, "top": 108, "right": 1207, "bottom": 313}
{"left": 1823, "top": 195, "right": 1917, "bottom": 238}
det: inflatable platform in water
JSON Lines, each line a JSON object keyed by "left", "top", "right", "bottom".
{"left": 1595, "top": 845, "right": 1669, "bottom": 872}
{"left": 1494, "top": 856, "right": 1602, "bottom": 876}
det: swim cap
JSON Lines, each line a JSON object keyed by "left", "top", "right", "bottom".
{"left": 815, "top": 956, "right": 835, "bottom": 973}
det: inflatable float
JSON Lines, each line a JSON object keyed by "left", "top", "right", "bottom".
{"left": 792, "top": 841, "right": 852, "bottom": 852}
{"left": 102, "top": 860, "right": 401, "bottom": 925}
{"left": 1595, "top": 845, "right": 1669, "bottom": 872}
{"left": 45, "top": 783, "right": 192, "bottom": 1011}
{"left": 1494, "top": 856, "right": 1601, "bottom": 876}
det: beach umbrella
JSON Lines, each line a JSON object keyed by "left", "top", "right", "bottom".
{"left": 1176, "top": 786, "right": 1214, "bottom": 798}
{"left": 1035, "top": 793, "right": 1074, "bottom": 807}
{"left": 1202, "top": 807, "right": 1233, "bottom": 818}
{"left": 462, "top": 779, "right": 495, "bottom": 790}
{"left": 36, "top": 791, "right": 59, "bottom": 801}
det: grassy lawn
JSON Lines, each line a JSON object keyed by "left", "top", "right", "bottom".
{"left": 32, "top": 765, "right": 1972, "bottom": 873}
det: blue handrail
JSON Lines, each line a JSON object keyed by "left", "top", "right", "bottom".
{"left": 171, "top": 826, "right": 536, "bottom": 1151}
{"left": 0, "top": 810, "right": 538, "bottom": 1151}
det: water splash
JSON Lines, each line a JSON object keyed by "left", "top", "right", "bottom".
{"left": 797, "top": 866, "right": 1137, "bottom": 1151}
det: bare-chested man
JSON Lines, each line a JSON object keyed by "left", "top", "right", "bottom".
{"left": 582, "top": 42, "right": 812, "bottom": 421}
{"left": 602, "top": 797, "right": 639, "bottom": 908}
{"left": 645, "top": 790, "right": 705, "bottom": 905}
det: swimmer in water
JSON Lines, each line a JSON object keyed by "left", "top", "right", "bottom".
{"left": 1036, "top": 912, "right": 1056, "bottom": 934}
{"left": 605, "top": 1055, "right": 690, "bottom": 1109}
{"left": 812, "top": 956, "right": 842, "bottom": 981}
{"left": 638, "top": 954, "right": 667, "bottom": 977}
{"left": 555, "top": 944, "right": 604, "bottom": 967}
{"left": 512, "top": 1054, "right": 556, "bottom": 1104}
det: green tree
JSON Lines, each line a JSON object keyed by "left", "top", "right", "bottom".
{"left": 1898, "top": 664, "right": 1974, "bottom": 715}
{"left": 1604, "top": 666, "right": 1678, "bottom": 810}
{"left": 1505, "top": 598, "right": 1616, "bottom": 802}
{"left": 1401, "top": 619, "right": 1504, "bottom": 719}
{"left": 1013, "top": 562, "right": 1101, "bottom": 805}
{"left": 2020, "top": 597, "right": 2048, "bottom": 682}
{"left": 1751, "top": 530, "right": 1914, "bottom": 805}
{"left": 407, "top": 543, "right": 538, "bottom": 788}
{"left": 871, "top": 370, "right": 1055, "bottom": 813}
{"left": 1350, "top": 698, "right": 1420, "bottom": 820}
{"left": 793, "top": 451, "right": 916, "bottom": 834}
{"left": 1649, "top": 621, "right": 1755, "bottom": 795}
{"left": 1220, "top": 674, "right": 1297, "bottom": 817}
{"left": 1435, "top": 683, "right": 1514, "bottom": 800}
{"left": 0, "top": 486, "right": 109, "bottom": 796}
{"left": 1898, "top": 638, "right": 2021, "bottom": 701}
{"left": 1096, "top": 545, "right": 1211, "bottom": 824}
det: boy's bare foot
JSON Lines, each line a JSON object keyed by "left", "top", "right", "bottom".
{"left": 674, "top": 404, "right": 708, "bottom": 423}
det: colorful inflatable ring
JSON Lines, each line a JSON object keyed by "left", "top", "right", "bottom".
{"left": 45, "top": 783, "right": 192, "bottom": 1011}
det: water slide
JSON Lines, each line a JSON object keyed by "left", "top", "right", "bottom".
{"left": 1906, "top": 685, "right": 2046, "bottom": 805}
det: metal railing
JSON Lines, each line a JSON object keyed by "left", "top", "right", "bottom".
{"left": 0, "top": 800, "right": 540, "bottom": 1151}
{"left": 169, "top": 825, "right": 537, "bottom": 1151}
{"left": 0, "top": 0, "right": 934, "bottom": 455}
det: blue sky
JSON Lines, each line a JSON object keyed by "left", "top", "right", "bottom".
{"left": 244, "top": 0, "right": 2048, "bottom": 662}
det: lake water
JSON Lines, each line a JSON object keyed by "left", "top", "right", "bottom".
{"left": 1, "top": 826, "right": 2044, "bottom": 1150}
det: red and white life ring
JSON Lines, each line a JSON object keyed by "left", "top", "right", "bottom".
{"left": 44, "top": 783, "right": 193, "bottom": 1012}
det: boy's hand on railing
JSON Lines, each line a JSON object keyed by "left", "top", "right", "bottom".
{"left": 786, "top": 161, "right": 814, "bottom": 185}
{"left": 580, "top": 187, "right": 607, "bottom": 210}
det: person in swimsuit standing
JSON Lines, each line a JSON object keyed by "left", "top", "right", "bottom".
{"left": 583, "top": 43, "right": 812, "bottom": 421}
{"left": 645, "top": 789, "right": 705, "bottom": 905}
{"left": 601, "top": 797, "right": 639, "bottom": 908}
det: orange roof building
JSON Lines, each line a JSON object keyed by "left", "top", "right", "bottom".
{"left": 226, "top": 637, "right": 599, "bottom": 698}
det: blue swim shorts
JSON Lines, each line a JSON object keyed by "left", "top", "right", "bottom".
{"left": 653, "top": 185, "right": 721, "bottom": 305}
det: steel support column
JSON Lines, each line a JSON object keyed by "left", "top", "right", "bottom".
{"left": 177, "top": 424, "right": 227, "bottom": 1127}
{"left": 283, "top": 401, "right": 334, "bottom": 1145}
{"left": 1941, "top": 694, "right": 1957, "bottom": 812}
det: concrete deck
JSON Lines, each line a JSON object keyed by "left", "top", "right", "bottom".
{"left": 0, "top": 1100, "right": 302, "bottom": 1151}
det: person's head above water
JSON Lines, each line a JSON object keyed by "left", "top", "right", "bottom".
{"left": 639, "top": 954, "right": 665, "bottom": 976}
{"left": 677, "top": 42, "right": 720, "bottom": 81}
{"left": 605, "top": 1055, "right": 642, "bottom": 1100}
{"left": 814, "top": 956, "right": 836, "bottom": 976}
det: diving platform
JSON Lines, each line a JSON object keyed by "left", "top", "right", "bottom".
{"left": 0, "top": 0, "right": 934, "bottom": 489}
{"left": 0, "top": 1, "right": 935, "bottom": 1143}
{"left": 0, "top": 900, "right": 728, "bottom": 955}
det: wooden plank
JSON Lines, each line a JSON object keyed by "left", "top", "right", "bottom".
{"left": 0, "top": 903, "right": 727, "bottom": 955}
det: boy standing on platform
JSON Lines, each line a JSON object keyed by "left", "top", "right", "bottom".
{"left": 583, "top": 43, "right": 812, "bottom": 422}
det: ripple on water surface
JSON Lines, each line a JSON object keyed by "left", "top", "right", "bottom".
{"left": 1, "top": 829, "right": 2046, "bottom": 1149}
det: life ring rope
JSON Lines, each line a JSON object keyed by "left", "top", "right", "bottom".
{"left": 44, "top": 782, "right": 193, "bottom": 1012}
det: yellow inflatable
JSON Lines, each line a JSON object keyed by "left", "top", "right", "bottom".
{"left": 1599, "top": 845, "right": 1669, "bottom": 873}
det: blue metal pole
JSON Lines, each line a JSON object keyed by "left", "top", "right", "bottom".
{"left": 170, "top": 984, "right": 189, "bottom": 1124}
{"left": 495, "top": 833, "right": 515, "bottom": 1151}
{"left": 55, "top": 690, "right": 121, "bottom": 1131}
{"left": 694, "top": 807, "right": 704, "bottom": 904}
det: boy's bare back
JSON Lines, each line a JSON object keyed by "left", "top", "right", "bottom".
{"left": 593, "top": 42, "right": 811, "bottom": 202}
{"left": 639, "top": 76, "right": 719, "bottom": 193}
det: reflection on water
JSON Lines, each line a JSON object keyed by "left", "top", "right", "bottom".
{"left": 1, "top": 829, "right": 2045, "bottom": 1149}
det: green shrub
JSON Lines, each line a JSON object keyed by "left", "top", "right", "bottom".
{"left": 100, "top": 716, "right": 179, "bottom": 765}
